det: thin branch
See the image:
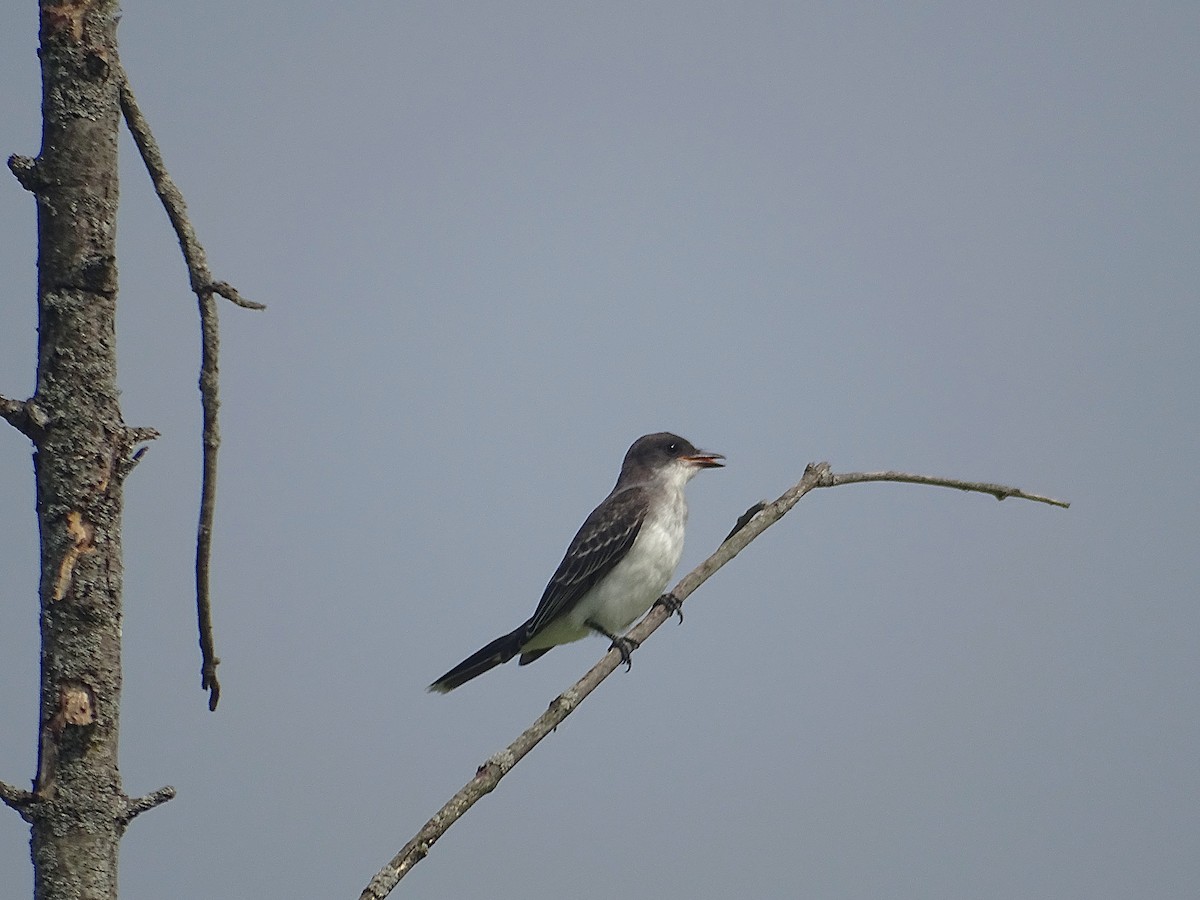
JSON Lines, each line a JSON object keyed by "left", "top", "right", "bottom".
{"left": 211, "top": 279, "right": 265, "bottom": 311}
{"left": 0, "top": 779, "right": 35, "bottom": 823}
{"left": 115, "top": 62, "right": 264, "bottom": 312}
{"left": 117, "top": 62, "right": 264, "bottom": 711}
{"left": 825, "top": 470, "right": 1070, "bottom": 508}
{"left": 360, "top": 463, "right": 1068, "bottom": 897}
{"left": 193, "top": 287, "right": 223, "bottom": 712}
{"left": 120, "top": 786, "right": 176, "bottom": 825}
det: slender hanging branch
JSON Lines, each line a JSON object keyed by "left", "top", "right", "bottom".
{"left": 115, "top": 61, "right": 265, "bottom": 711}
{"left": 359, "top": 462, "right": 1069, "bottom": 898}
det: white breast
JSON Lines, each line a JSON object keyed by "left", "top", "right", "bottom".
{"left": 571, "top": 485, "right": 688, "bottom": 635}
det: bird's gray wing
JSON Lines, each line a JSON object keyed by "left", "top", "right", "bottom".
{"left": 521, "top": 486, "right": 650, "bottom": 640}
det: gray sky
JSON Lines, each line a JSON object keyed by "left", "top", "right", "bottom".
{"left": 2, "top": 2, "right": 1197, "bottom": 898}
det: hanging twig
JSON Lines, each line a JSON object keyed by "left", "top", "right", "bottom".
{"left": 359, "top": 462, "right": 1069, "bottom": 898}
{"left": 116, "top": 61, "right": 265, "bottom": 711}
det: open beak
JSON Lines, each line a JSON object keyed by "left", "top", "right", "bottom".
{"left": 682, "top": 451, "right": 725, "bottom": 469}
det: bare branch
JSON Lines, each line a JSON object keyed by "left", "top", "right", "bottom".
{"left": 0, "top": 394, "right": 48, "bottom": 441}
{"left": 115, "top": 62, "right": 262, "bottom": 312}
{"left": 120, "top": 786, "right": 176, "bottom": 825}
{"left": 0, "top": 394, "right": 29, "bottom": 428}
{"left": 195, "top": 290, "right": 223, "bottom": 712}
{"left": 361, "top": 463, "right": 1067, "bottom": 896}
{"left": 211, "top": 280, "right": 266, "bottom": 311}
{"left": 117, "top": 62, "right": 265, "bottom": 710}
{"left": 7, "top": 153, "right": 41, "bottom": 192}
{"left": 0, "top": 780, "right": 35, "bottom": 823}
{"left": 127, "top": 426, "right": 161, "bottom": 444}
{"left": 824, "top": 470, "right": 1071, "bottom": 508}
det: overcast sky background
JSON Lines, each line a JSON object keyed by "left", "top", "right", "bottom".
{"left": 2, "top": 2, "right": 1197, "bottom": 898}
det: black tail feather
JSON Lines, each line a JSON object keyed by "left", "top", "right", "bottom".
{"left": 428, "top": 628, "right": 524, "bottom": 693}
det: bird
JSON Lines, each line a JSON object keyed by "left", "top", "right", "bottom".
{"left": 429, "top": 432, "right": 724, "bottom": 693}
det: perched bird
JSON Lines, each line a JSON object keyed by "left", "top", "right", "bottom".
{"left": 429, "top": 432, "right": 723, "bottom": 693}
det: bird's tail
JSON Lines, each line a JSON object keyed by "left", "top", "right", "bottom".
{"left": 428, "top": 627, "right": 525, "bottom": 693}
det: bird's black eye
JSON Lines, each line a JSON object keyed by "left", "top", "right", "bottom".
{"left": 666, "top": 442, "right": 678, "bottom": 454}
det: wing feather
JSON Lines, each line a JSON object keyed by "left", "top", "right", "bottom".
{"left": 522, "top": 486, "right": 650, "bottom": 639}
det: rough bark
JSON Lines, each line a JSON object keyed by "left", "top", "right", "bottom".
{"left": 12, "top": 2, "right": 136, "bottom": 897}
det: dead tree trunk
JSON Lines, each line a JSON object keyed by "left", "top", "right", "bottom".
{"left": 1, "top": 2, "right": 168, "bottom": 897}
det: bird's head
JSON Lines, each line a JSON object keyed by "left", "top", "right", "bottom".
{"left": 623, "top": 432, "right": 724, "bottom": 484}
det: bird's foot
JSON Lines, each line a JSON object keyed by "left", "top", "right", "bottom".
{"left": 586, "top": 619, "right": 640, "bottom": 671}
{"left": 609, "top": 635, "right": 640, "bottom": 671}
{"left": 654, "top": 591, "right": 684, "bottom": 625}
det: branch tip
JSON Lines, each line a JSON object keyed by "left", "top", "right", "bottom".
{"left": 0, "top": 393, "right": 25, "bottom": 417}
{"left": 7, "top": 154, "right": 41, "bottom": 191}
{"left": 1, "top": 394, "right": 46, "bottom": 440}
{"left": 122, "top": 786, "right": 176, "bottom": 824}
{"left": 129, "top": 426, "right": 160, "bottom": 444}
{"left": 0, "top": 780, "right": 35, "bottom": 823}
{"left": 210, "top": 280, "right": 266, "bottom": 310}
{"left": 202, "top": 658, "right": 221, "bottom": 711}
{"left": 825, "top": 470, "right": 1070, "bottom": 509}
